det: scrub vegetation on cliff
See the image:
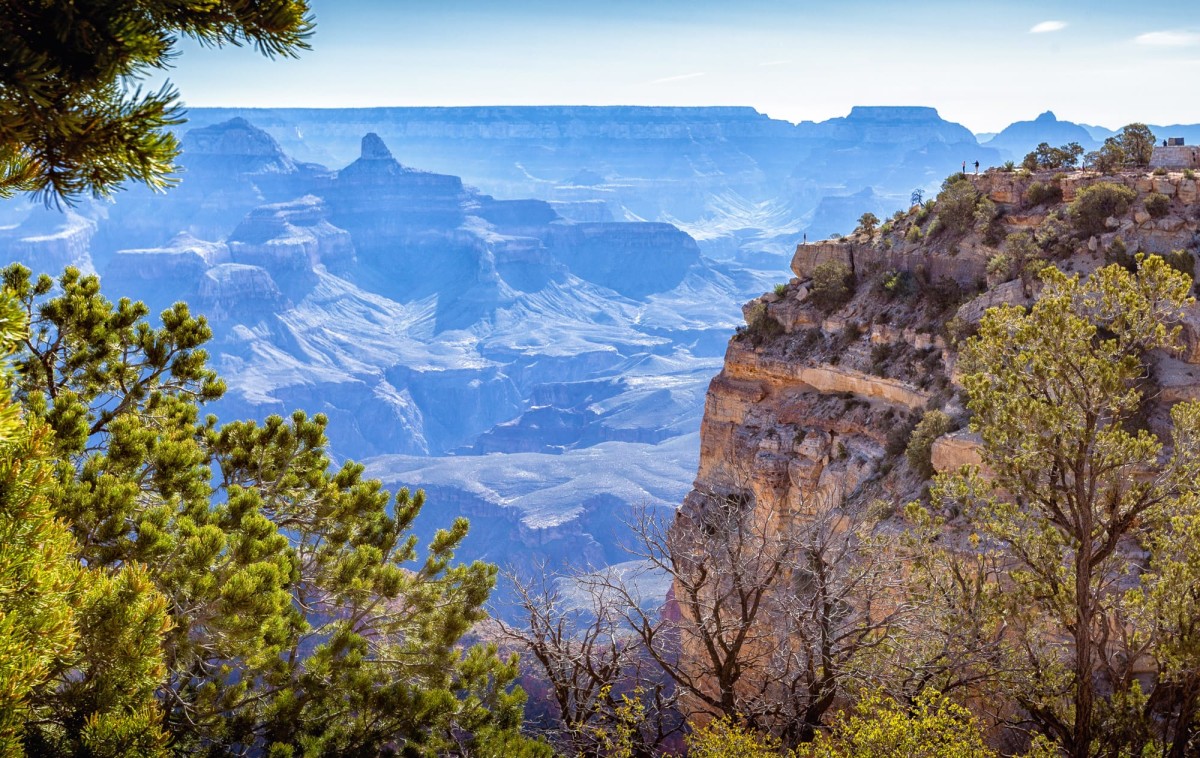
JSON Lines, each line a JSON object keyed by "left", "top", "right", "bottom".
{"left": 507, "top": 149, "right": 1200, "bottom": 757}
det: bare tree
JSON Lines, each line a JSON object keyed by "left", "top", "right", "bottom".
{"left": 586, "top": 483, "right": 906, "bottom": 749}
{"left": 498, "top": 564, "right": 680, "bottom": 757}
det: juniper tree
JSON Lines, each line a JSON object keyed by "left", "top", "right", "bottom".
{"left": 937, "top": 256, "right": 1200, "bottom": 757}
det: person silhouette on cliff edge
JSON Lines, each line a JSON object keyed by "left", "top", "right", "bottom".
{"left": 803, "top": 232, "right": 807, "bottom": 244}
{"left": 974, "top": 160, "right": 980, "bottom": 174}
{"left": 962, "top": 160, "right": 966, "bottom": 174}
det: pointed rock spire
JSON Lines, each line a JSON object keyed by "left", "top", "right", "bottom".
{"left": 360, "top": 133, "right": 394, "bottom": 161}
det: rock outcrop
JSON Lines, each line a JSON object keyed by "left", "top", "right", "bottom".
{"left": 0, "top": 208, "right": 96, "bottom": 273}
{"left": 678, "top": 162, "right": 1200, "bottom": 722}
{"left": 228, "top": 195, "right": 355, "bottom": 274}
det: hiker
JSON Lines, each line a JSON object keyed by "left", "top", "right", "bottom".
{"left": 962, "top": 160, "right": 966, "bottom": 173}
{"left": 803, "top": 232, "right": 807, "bottom": 244}
{"left": 974, "top": 160, "right": 980, "bottom": 174}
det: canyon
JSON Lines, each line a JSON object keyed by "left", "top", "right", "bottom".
{"left": 3, "top": 106, "right": 1194, "bottom": 607}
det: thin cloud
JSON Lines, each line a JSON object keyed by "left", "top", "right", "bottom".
{"left": 759, "top": 59, "right": 792, "bottom": 67}
{"left": 1030, "top": 20, "right": 1068, "bottom": 33}
{"left": 650, "top": 72, "right": 706, "bottom": 85}
{"left": 1135, "top": 30, "right": 1200, "bottom": 47}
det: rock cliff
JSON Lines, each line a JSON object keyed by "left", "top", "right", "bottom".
{"left": 688, "top": 161, "right": 1200, "bottom": 559}
{"left": 679, "top": 162, "right": 1200, "bottom": 717}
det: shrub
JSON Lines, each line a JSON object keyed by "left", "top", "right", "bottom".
{"left": 1153, "top": 167, "right": 1168, "bottom": 176}
{"left": 1069, "top": 181, "right": 1137, "bottom": 236}
{"left": 906, "top": 409, "right": 953, "bottom": 478}
{"left": 906, "top": 225, "right": 922, "bottom": 243}
{"left": 1005, "top": 231, "right": 1043, "bottom": 282}
{"left": 1024, "top": 181, "right": 1063, "bottom": 206}
{"left": 878, "top": 221, "right": 893, "bottom": 237}
{"left": 942, "top": 315, "right": 977, "bottom": 347}
{"left": 742, "top": 300, "right": 784, "bottom": 344}
{"left": 1162, "top": 249, "right": 1196, "bottom": 279}
{"left": 879, "top": 269, "right": 916, "bottom": 299}
{"left": 1185, "top": 169, "right": 1196, "bottom": 180}
{"left": 987, "top": 252, "right": 1013, "bottom": 280}
{"left": 973, "top": 197, "right": 998, "bottom": 226}
{"left": 933, "top": 179, "right": 980, "bottom": 236}
{"left": 885, "top": 415, "right": 918, "bottom": 457}
{"left": 1034, "top": 211, "right": 1075, "bottom": 258}
{"left": 687, "top": 717, "right": 780, "bottom": 758}
{"left": 795, "top": 688, "right": 1009, "bottom": 758}
{"left": 1105, "top": 237, "right": 1135, "bottom": 272}
{"left": 1002, "top": 160, "right": 1016, "bottom": 172}
{"left": 926, "top": 277, "right": 965, "bottom": 312}
{"left": 773, "top": 282, "right": 788, "bottom": 297}
{"left": 809, "top": 260, "right": 854, "bottom": 312}
{"left": 1144, "top": 191, "right": 1170, "bottom": 219}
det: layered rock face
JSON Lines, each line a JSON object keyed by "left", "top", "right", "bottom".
{"left": 0, "top": 208, "right": 97, "bottom": 273}
{"left": 704, "top": 164, "right": 1200, "bottom": 516}
{"left": 680, "top": 162, "right": 1200, "bottom": 714}
{"left": 229, "top": 195, "right": 355, "bottom": 274}
{"left": 180, "top": 105, "right": 1012, "bottom": 248}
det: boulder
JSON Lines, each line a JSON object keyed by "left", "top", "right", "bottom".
{"left": 931, "top": 430, "right": 984, "bottom": 473}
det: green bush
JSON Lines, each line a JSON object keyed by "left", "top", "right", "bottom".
{"left": 809, "top": 260, "right": 854, "bottom": 312}
{"left": 1024, "top": 181, "right": 1063, "bottom": 206}
{"left": 774, "top": 282, "right": 788, "bottom": 297}
{"left": 987, "top": 252, "right": 1013, "bottom": 280}
{"left": 926, "top": 277, "right": 965, "bottom": 312}
{"left": 1069, "top": 181, "right": 1137, "bottom": 236}
{"left": 1162, "top": 249, "right": 1196, "bottom": 279}
{"left": 906, "top": 225, "right": 922, "bottom": 243}
{"left": 742, "top": 300, "right": 784, "bottom": 344}
{"left": 933, "top": 179, "right": 980, "bottom": 236}
{"left": 1002, "top": 160, "right": 1015, "bottom": 172}
{"left": 1185, "top": 169, "right": 1196, "bottom": 180}
{"left": 1153, "top": 167, "right": 1168, "bottom": 176}
{"left": 1144, "top": 192, "right": 1171, "bottom": 219}
{"left": 1105, "top": 237, "right": 1135, "bottom": 271}
{"left": 906, "top": 409, "right": 953, "bottom": 478}
{"left": 878, "top": 269, "right": 917, "bottom": 299}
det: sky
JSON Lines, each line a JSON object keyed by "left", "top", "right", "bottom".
{"left": 157, "top": 0, "right": 1200, "bottom": 133}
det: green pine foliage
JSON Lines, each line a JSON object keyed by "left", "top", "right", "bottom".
{"left": 0, "top": 293, "right": 82, "bottom": 752}
{"left": 4, "top": 265, "right": 542, "bottom": 755}
{"left": 0, "top": 0, "right": 313, "bottom": 202}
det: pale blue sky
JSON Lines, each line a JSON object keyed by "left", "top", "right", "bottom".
{"left": 158, "top": 0, "right": 1200, "bottom": 132}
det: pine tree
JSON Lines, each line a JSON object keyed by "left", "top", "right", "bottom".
{"left": 5, "top": 264, "right": 547, "bottom": 755}
{"left": 0, "top": 0, "right": 313, "bottom": 202}
{"left": 0, "top": 291, "right": 81, "bottom": 751}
